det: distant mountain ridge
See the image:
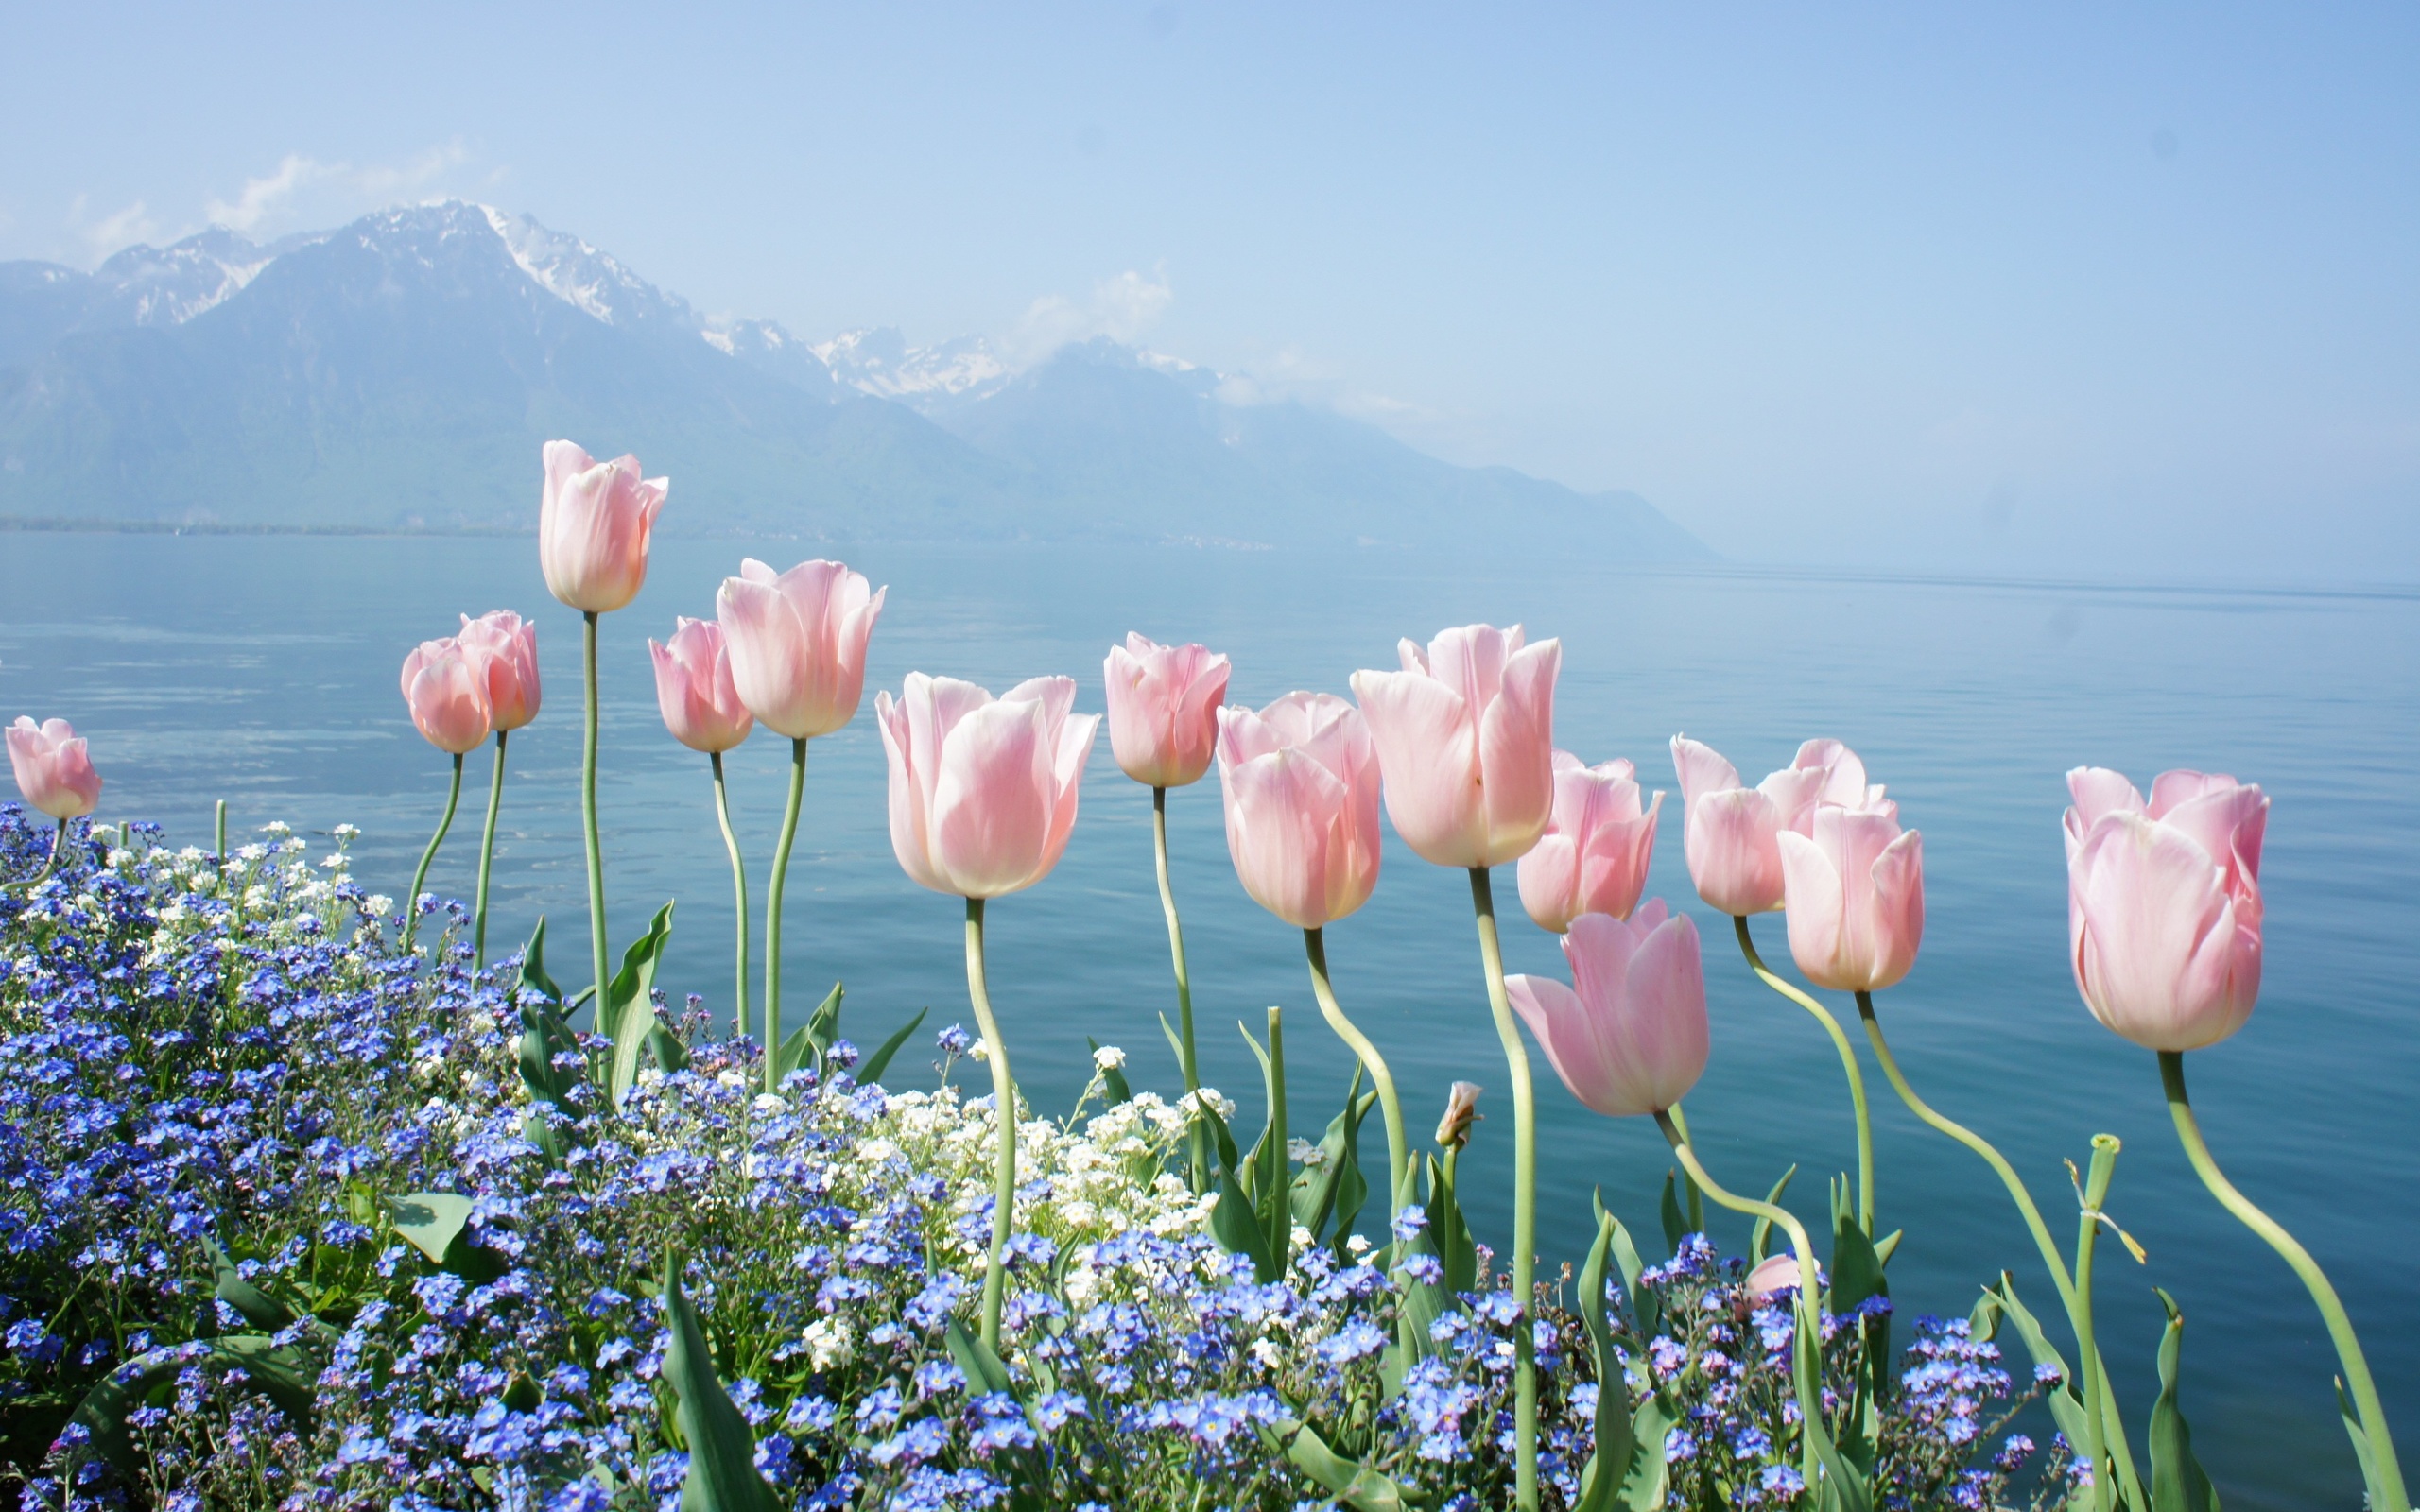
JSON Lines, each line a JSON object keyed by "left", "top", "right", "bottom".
{"left": 0, "top": 201, "right": 1710, "bottom": 559}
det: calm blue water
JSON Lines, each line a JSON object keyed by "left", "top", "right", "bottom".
{"left": 4, "top": 533, "right": 2414, "bottom": 1509}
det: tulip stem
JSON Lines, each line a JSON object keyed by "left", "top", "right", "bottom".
{"left": 214, "top": 799, "right": 227, "bottom": 861}
{"left": 764, "top": 736, "right": 806, "bottom": 1091}
{"left": 5, "top": 818, "right": 65, "bottom": 892}
{"left": 473, "top": 730, "right": 508, "bottom": 971}
{"left": 1154, "top": 786, "right": 1209, "bottom": 1189}
{"left": 1470, "top": 867, "right": 1538, "bottom": 1512}
{"left": 1666, "top": 1102, "right": 1707, "bottom": 1236}
{"left": 1735, "top": 916, "right": 1875, "bottom": 1234}
{"left": 2072, "top": 1135, "right": 2120, "bottom": 1512}
{"left": 964, "top": 897, "right": 1016, "bottom": 1353}
{"left": 1304, "top": 927, "right": 1411, "bottom": 1214}
{"left": 405, "top": 753, "right": 462, "bottom": 954}
{"left": 2162, "top": 1051, "right": 2405, "bottom": 1512}
{"left": 711, "top": 751, "right": 751, "bottom": 1041}
{"left": 580, "top": 610, "right": 610, "bottom": 1008}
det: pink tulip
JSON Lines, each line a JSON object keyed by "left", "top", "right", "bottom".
{"left": 1746, "top": 1253, "right": 1806, "bottom": 1300}
{"left": 1791, "top": 737, "right": 1891, "bottom": 815}
{"left": 875, "top": 673, "right": 1098, "bottom": 899}
{"left": 1668, "top": 737, "right": 1831, "bottom": 915}
{"left": 539, "top": 439, "right": 667, "bottom": 614}
{"left": 1516, "top": 751, "right": 1665, "bottom": 932}
{"left": 7, "top": 717, "right": 102, "bottom": 820}
{"left": 715, "top": 558, "right": 886, "bottom": 740}
{"left": 1775, "top": 802, "right": 1925, "bottom": 992}
{"left": 457, "top": 611, "right": 541, "bottom": 731}
{"left": 1213, "top": 694, "right": 1384, "bottom": 929}
{"left": 649, "top": 618, "right": 755, "bottom": 754}
{"left": 1503, "top": 902, "right": 1709, "bottom": 1118}
{"left": 1104, "top": 634, "right": 1232, "bottom": 789}
{"left": 1349, "top": 623, "right": 1560, "bottom": 868}
{"left": 399, "top": 639, "right": 493, "bottom": 755}
{"left": 2064, "top": 766, "right": 2267, "bottom": 1052}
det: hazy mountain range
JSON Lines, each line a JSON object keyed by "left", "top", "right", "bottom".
{"left": 0, "top": 202, "right": 1708, "bottom": 557}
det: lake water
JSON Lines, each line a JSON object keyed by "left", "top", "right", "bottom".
{"left": 3, "top": 531, "right": 2414, "bottom": 1509}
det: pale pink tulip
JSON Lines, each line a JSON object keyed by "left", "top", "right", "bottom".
{"left": 649, "top": 618, "right": 755, "bottom": 754}
{"left": 1746, "top": 1253, "right": 1806, "bottom": 1300}
{"left": 716, "top": 558, "right": 886, "bottom": 740}
{"left": 539, "top": 439, "right": 667, "bottom": 614}
{"left": 399, "top": 639, "right": 493, "bottom": 755}
{"left": 1504, "top": 902, "right": 1708, "bottom": 1118}
{"left": 1213, "top": 694, "right": 1384, "bottom": 929}
{"left": 2064, "top": 766, "right": 2267, "bottom": 1052}
{"left": 1350, "top": 623, "right": 1560, "bottom": 868}
{"left": 457, "top": 610, "right": 542, "bottom": 731}
{"left": 1516, "top": 751, "right": 1665, "bottom": 932}
{"left": 1104, "top": 634, "right": 1232, "bottom": 789}
{"left": 1792, "top": 737, "right": 1893, "bottom": 816}
{"left": 7, "top": 717, "right": 102, "bottom": 820}
{"left": 1669, "top": 737, "right": 1829, "bottom": 915}
{"left": 875, "top": 673, "right": 1098, "bottom": 899}
{"left": 1775, "top": 802, "right": 1926, "bottom": 991}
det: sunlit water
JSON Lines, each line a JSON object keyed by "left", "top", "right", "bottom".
{"left": 3, "top": 532, "right": 2413, "bottom": 1509}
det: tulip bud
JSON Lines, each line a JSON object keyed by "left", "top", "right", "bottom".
{"left": 457, "top": 610, "right": 541, "bottom": 731}
{"left": 1776, "top": 803, "right": 1926, "bottom": 992}
{"left": 539, "top": 439, "right": 666, "bottom": 614}
{"left": 649, "top": 618, "right": 755, "bottom": 754}
{"left": 1104, "top": 634, "right": 1232, "bottom": 789}
{"left": 1214, "top": 694, "right": 1384, "bottom": 930}
{"left": 1503, "top": 903, "right": 1709, "bottom": 1119}
{"left": 1351, "top": 624, "right": 1560, "bottom": 869}
{"left": 1435, "top": 1081, "right": 1484, "bottom": 1151}
{"left": 875, "top": 673, "right": 1098, "bottom": 899}
{"left": 716, "top": 558, "right": 886, "bottom": 740}
{"left": 6, "top": 717, "right": 102, "bottom": 820}
{"left": 399, "top": 639, "right": 493, "bottom": 755}
{"left": 1517, "top": 751, "right": 1663, "bottom": 932}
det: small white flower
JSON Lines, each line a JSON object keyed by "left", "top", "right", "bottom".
{"left": 320, "top": 853, "right": 345, "bottom": 870}
{"left": 1093, "top": 1044, "right": 1127, "bottom": 1072}
{"left": 717, "top": 1070, "right": 749, "bottom": 1091}
{"left": 752, "top": 1094, "right": 786, "bottom": 1114}
{"left": 235, "top": 844, "right": 268, "bottom": 863}
{"left": 1288, "top": 1137, "right": 1327, "bottom": 1169}
{"left": 260, "top": 821, "right": 293, "bottom": 837}
{"left": 1178, "top": 1088, "right": 1237, "bottom": 1124}
{"left": 969, "top": 1040, "right": 989, "bottom": 1062}
{"left": 363, "top": 895, "right": 393, "bottom": 917}
{"left": 333, "top": 823, "right": 360, "bottom": 843}
{"left": 178, "top": 846, "right": 205, "bottom": 863}
{"left": 1347, "top": 1233, "right": 1374, "bottom": 1256}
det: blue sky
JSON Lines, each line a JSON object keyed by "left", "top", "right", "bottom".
{"left": 4, "top": 3, "right": 2414, "bottom": 578}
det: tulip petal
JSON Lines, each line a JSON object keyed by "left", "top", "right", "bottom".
{"left": 931, "top": 696, "right": 1053, "bottom": 898}
{"left": 1352, "top": 666, "right": 1482, "bottom": 868}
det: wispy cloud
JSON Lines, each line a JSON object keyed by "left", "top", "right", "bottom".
{"left": 201, "top": 144, "right": 471, "bottom": 236}
{"left": 1005, "top": 266, "right": 1173, "bottom": 366}
{"left": 66, "top": 195, "right": 162, "bottom": 261}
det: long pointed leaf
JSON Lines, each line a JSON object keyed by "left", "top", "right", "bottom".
{"left": 2148, "top": 1288, "right": 2220, "bottom": 1512}
{"left": 605, "top": 901, "right": 676, "bottom": 1108}
{"left": 1268, "top": 1417, "right": 1418, "bottom": 1511}
{"left": 1575, "top": 1195, "right": 1636, "bottom": 1512}
{"left": 859, "top": 1006, "right": 928, "bottom": 1087}
{"left": 1750, "top": 1165, "right": 1797, "bottom": 1265}
{"left": 662, "top": 1254, "right": 779, "bottom": 1512}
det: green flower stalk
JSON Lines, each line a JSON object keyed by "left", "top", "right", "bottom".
{"left": 3, "top": 817, "right": 66, "bottom": 892}
{"left": 472, "top": 730, "right": 508, "bottom": 969}
{"left": 965, "top": 898, "right": 1016, "bottom": 1352}
{"left": 2071, "top": 1134, "right": 2123, "bottom": 1512}
{"left": 1470, "top": 866, "right": 1540, "bottom": 1512}
{"left": 711, "top": 751, "right": 752, "bottom": 1040}
{"left": 1305, "top": 925, "right": 1411, "bottom": 1211}
{"left": 579, "top": 610, "right": 610, "bottom": 1006}
{"left": 404, "top": 752, "right": 463, "bottom": 954}
{"left": 1736, "top": 916, "right": 1875, "bottom": 1233}
{"left": 764, "top": 737, "right": 807, "bottom": 1088}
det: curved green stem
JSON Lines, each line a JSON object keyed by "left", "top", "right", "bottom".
{"left": 5, "top": 817, "right": 65, "bottom": 892}
{"left": 763, "top": 736, "right": 806, "bottom": 1091}
{"left": 2073, "top": 1135, "right": 2120, "bottom": 1512}
{"left": 1470, "top": 867, "right": 1537, "bottom": 1512}
{"left": 1155, "top": 787, "right": 1212, "bottom": 1190}
{"left": 1305, "top": 927, "right": 1410, "bottom": 1212}
{"left": 965, "top": 897, "right": 1016, "bottom": 1352}
{"left": 2163, "top": 1051, "right": 2406, "bottom": 1512}
{"left": 405, "top": 753, "right": 463, "bottom": 953}
{"left": 711, "top": 751, "right": 751, "bottom": 1041}
{"left": 580, "top": 610, "right": 609, "bottom": 1005}
{"left": 1666, "top": 1102, "right": 1706, "bottom": 1236}
{"left": 1736, "top": 916, "right": 1874, "bottom": 1233}
{"left": 473, "top": 730, "right": 507, "bottom": 970}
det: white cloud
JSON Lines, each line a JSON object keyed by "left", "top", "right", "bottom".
{"left": 203, "top": 154, "right": 334, "bottom": 232}
{"left": 1005, "top": 266, "right": 1173, "bottom": 366}
{"left": 66, "top": 195, "right": 161, "bottom": 261}
{"left": 200, "top": 143, "right": 470, "bottom": 237}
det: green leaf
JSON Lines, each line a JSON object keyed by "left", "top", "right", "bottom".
{"left": 1980, "top": 1273, "right": 2090, "bottom": 1451}
{"left": 66, "top": 1333, "right": 322, "bottom": 1478}
{"left": 771, "top": 1023, "right": 819, "bottom": 1085}
{"left": 1873, "top": 1228, "right": 1903, "bottom": 1268}
{"left": 1085, "top": 1035, "right": 1133, "bottom": 1106}
{"left": 604, "top": 901, "right": 676, "bottom": 1108}
{"left": 859, "top": 1007, "right": 928, "bottom": 1087}
{"left": 1291, "top": 1074, "right": 1373, "bottom": 1246}
{"left": 1574, "top": 1196, "right": 1637, "bottom": 1512}
{"left": 804, "top": 980, "right": 846, "bottom": 1056}
{"left": 648, "top": 1023, "right": 690, "bottom": 1074}
{"left": 1210, "top": 1166, "right": 1281, "bottom": 1282}
{"left": 1433, "top": 1154, "right": 1477, "bottom": 1296}
{"left": 1749, "top": 1165, "right": 1797, "bottom": 1266}
{"left": 1829, "top": 1202, "right": 1887, "bottom": 1314}
{"left": 388, "top": 1192, "right": 475, "bottom": 1267}
{"left": 2336, "top": 1377, "right": 2382, "bottom": 1512}
{"left": 207, "top": 1239, "right": 295, "bottom": 1332}
{"left": 661, "top": 1254, "right": 781, "bottom": 1512}
{"left": 517, "top": 915, "right": 563, "bottom": 1005}
{"left": 2149, "top": 1288, "right": 2221, "bottom": 1512}
{"left": 1621, "top": 1391, "right": 1676, "bottom": 1511}
{"left": 1659, "top": 1170, "right": 1690, "bottom": 1256}
{"left": 1267, "top": 1416, "right": 1421, "bottom": 1511}
{"left": 945, "top": 1315, "right": 1019, "bottom": 1401}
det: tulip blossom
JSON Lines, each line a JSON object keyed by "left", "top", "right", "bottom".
{"left": 399, "top": 640, "right": 493, "bottom": 755}
{"left": 876, "top": 673, "right": 1098, "bottom": 900}
{"left": 539, "top": 439, "right": 667, "bottom": 614}
{"left": 716, "top": 558, "right": 886, "bottom": 740}
{"left": 1792, "top": 737, "right": 1891, "bottom": 815}
{"left": 1745, "top": 1253, "right": 1805, "bottom": 1300}
{"left": 649, "top": 618, "right": 754, "bottom": 754}
{"left": 1775, "top": 802, "right": 1926, "bottom": 992}
{"left": 1504, "top": 902, "right": 1709, "bottom": 1119}
{"left": 2064, "top": 766, "right": 2267, "bottom": 1053}
{"left": 1104, "top": 635, "right": 1232, "bottom": 789}
{"left": 7, "top": 717, "right": 101, "bottom": 819}
{"left": 455, "top": 611, "right": 542, "bottom": 731}
{"left": 1350, "top": 624, "right": 1560, "bottom": 869}
{"left": 1214, "top": 694, "right": 1384, "bottom": 929}
{"left": 1516, "top": 752, "right": 1664, "bottom": 932}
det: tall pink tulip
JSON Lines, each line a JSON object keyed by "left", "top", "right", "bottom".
{"left": 2064, "top": 766, "right": 2266, "bottom": 1052}
{"left": 1350, "top": 623, "right": 1560, "bottom": 868}
{"left": 399, "top": 640, "right": 493, "bottom": 755}
{"left": 650, "top": 618, "right": 754, "bottom": 754}
{"left": 539, "top": 440, "right": 667, "bottom": 615}
{"left": 1775, "top": 801, "right": 1925, "bottom": 992}
{"left": 1669, "top": 737, "right": 1828, "bottom": 916}
{"left": 716, "top": 558, "right": 886, "bottom": 740}
{"left": 457, "top": 611, "right": 542, "bottom": 731}
{"left": 1516, "top": 752, "right": 1664, "bottom": 932}
{"left": 1105, "top": 634, "right": 1231, "bottom": 789}
{"left": 1215, "top": 694, "right": 1383, "bottom": 929}
{"left": 876, "top": 673, "right": 1098, "bottom": 900}
{"left": 1793, "top": 737, "right": 1890, "bottom": 814}
{"left": 7, "top": 717, "right": 101, "bottom": 820}
{"left": 1505, "top": 902, "right": 1708, "bottom": 1118}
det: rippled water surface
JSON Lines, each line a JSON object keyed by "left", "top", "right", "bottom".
{"left": 3, "top": 532, "right": 2414, "bottom": 1509}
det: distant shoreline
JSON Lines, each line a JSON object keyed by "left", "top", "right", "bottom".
{"left": 0, "top": 516, "right": 532, "bottom": 539}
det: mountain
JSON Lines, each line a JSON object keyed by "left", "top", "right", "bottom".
{"left": 0, "top": 201, "right": 1711, "bottom": 558}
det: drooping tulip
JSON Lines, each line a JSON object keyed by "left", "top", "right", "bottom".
{"left": 1775, "top": 801, "right": 1926, "bottom": 992}
{"left": 1350, "top": 624, "right": 1560, "bottom": 868}
{"left": 1214, "top": 694, "right": 1384, "bottom": 929}
{"left": 1669, "top": 737, "right": 1829, "bottom": 916}
{"left": 7, "top": 717, "right": 102, "bottom": 819}
{"left": 399, "top": 640, "right": 493, "bottom": 755}
{"left": 2064, "top": 766, "right": 2267, "bottom": 1053}
{"left": 457, "top": 611, "right": 542, "bottom": 731}
{"left": 1105, "top": 634, "right": 1232, "bottom": 789}
{"left": 1516, "top": 752, "right": 1665, "bottom": 932}
{"left": 1504, "top": 902, "right": 1709, "bottom": 1118}
{"left": 716, "top": 558, "right": 886, "bottom": 740}
{"left": 876, "top": 673, "right": 1098, "bottom": 899}
{"left": 650, "top": 617, "right": 755, "bottom": 754}
{"left": 539, "top": 439, "right": 667, "bottom": 614}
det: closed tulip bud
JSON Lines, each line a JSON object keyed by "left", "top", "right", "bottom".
{"left": 399, "top": 639, "right": 493, "bottom": 755}
{"left": 1669, "top": 736, "right": 1830, "bottom": 916}
{"left": 1746, "top": 1253, "right": 1806, "bottom": 1300}
{"left": 875, "top": 673, "right": 1098, "bottom": 899}
{"left": 1104, "top": 634, "right": 1232, "bottom": 788}
{"left": 539, "top": 439, "right": 667, "bottom": 614}
{"left": 7, "top": 717, "right": 102, "bottom": 819}
{"left": 1214, "top": 694, "right": 1384, "bottom": 929}
{"left": 649, "top": 618, "right": 754, "bottom": 754}
{"left": 1517, "top": 751, "right": 1665, "bottom": 932}
{"left": 1350, "top": 623, "right": 1560, "bottom": 868}
{"left": 2064, "top": 766, "right": 2267, "bottom": 1052}
{"left": 1435, "top": 1081, "right": 1484, "bottom": 1151}
{"left": 1775, "top": 802, "right": 1926, "bottom": 992}
{"left": 716, "top": 558, "right": 886, "bottom": 740}
{"left": 457, "top": 610, "right": 541, "bottom": 731}
{"left": 1504, "top": 902, "right": 1709, "bottom": 1119}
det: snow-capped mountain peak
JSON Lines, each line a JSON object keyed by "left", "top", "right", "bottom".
{"left": 479, "top": 204, "right": 696, "bottom": 329}
{"left": 813, "top": 327, "right": 1010, "bottom": 404}
{"left": 89, "top": 227, "right": 276, "bottom": 326}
